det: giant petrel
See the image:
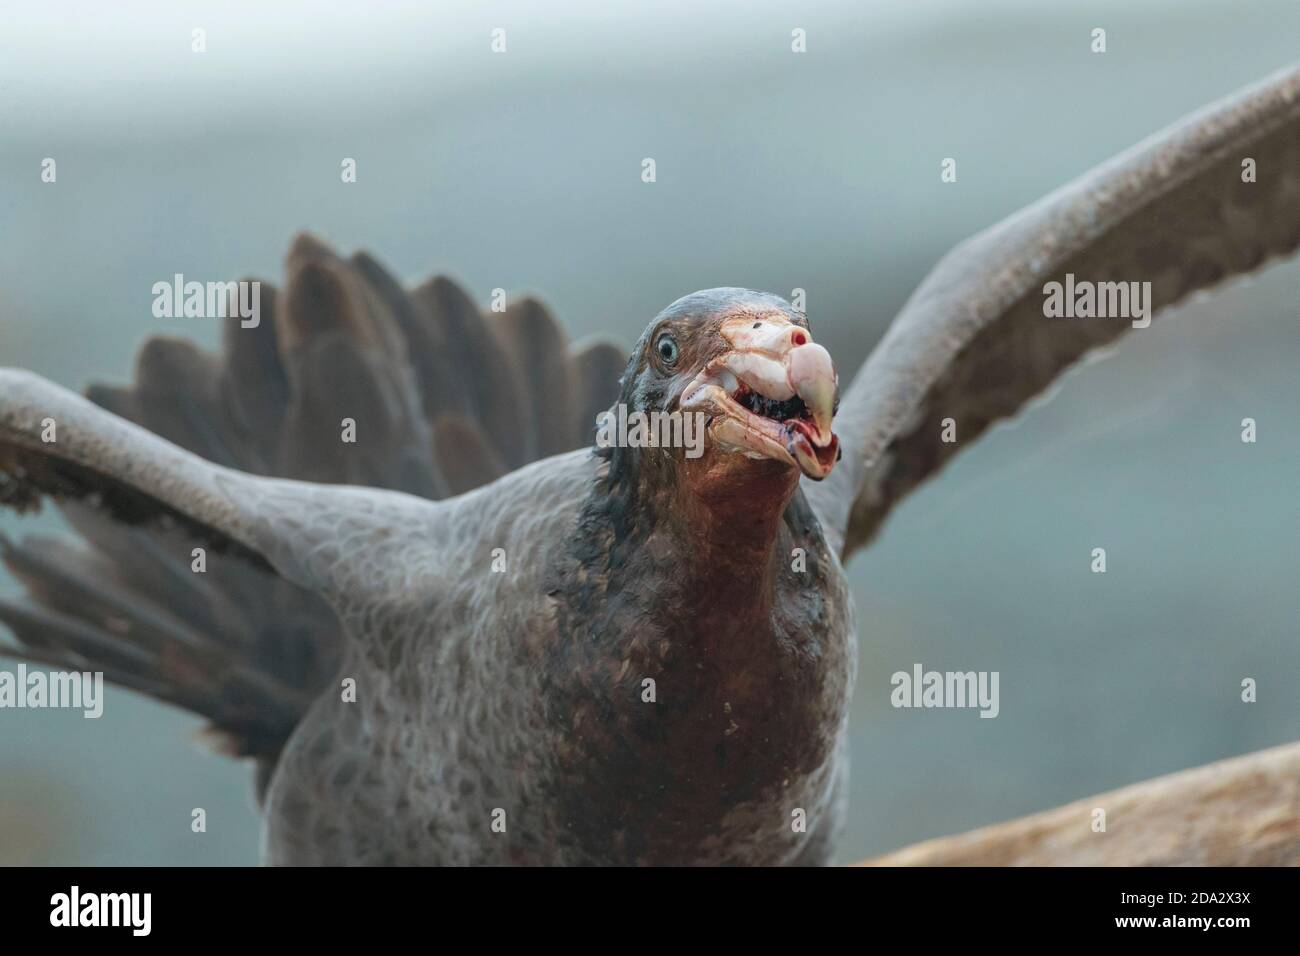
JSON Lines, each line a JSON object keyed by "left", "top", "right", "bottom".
{"left": 1, "top": 65, "right": 1298, "bottom": 864}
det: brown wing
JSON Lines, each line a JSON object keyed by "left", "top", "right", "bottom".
{"left": 0, "top": 235, "right": 625, "bottom": 781}
{"left": 807, "top": 63, "right": 1300, "bottom": 558}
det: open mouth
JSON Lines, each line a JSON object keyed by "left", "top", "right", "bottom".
{"left": 736, "top": 386, "right": 809, "bottom": 424}
{"left": 681, "top": 370, "right": 839, "bottom": 479}
{"left": 730, "top": 383, "right": 839, "bottom": 476}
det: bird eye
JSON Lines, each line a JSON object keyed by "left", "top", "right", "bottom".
{"left": 656, "top": 333, "right": 679, "bottom": 367}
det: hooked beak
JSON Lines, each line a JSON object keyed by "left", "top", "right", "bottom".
{"left": 679, "top": 314, "right": 840, "bottom": 479}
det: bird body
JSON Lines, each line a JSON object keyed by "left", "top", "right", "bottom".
{"left": 262, "top": 447, "right": 853, "bottom": 865}
{"left": 252, "top": 288, "right": 854, "bottom": 865}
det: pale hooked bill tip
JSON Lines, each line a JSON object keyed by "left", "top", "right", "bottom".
{"left": 787, "top": 342, "right": 836, "bottom": 414}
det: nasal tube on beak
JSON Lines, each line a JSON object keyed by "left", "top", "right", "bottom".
{"left": 787, "top": 342, "right": 836, "bottom": 442}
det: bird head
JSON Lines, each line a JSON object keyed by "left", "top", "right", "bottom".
{"left": 605, "top": 289, "right": 840, "bottom": 494}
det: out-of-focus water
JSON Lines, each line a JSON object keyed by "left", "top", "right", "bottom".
{"left": 2, "top": 0, "right": 1298, "bottom": 864}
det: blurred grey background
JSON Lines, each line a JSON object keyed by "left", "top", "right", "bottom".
{"left": 2, "top": 0, "right": 1298, "bottom": 865}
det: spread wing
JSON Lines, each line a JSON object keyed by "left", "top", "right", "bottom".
{"left": 806, "top": 63, "right": 1300, "bottom": 559}
{"left": 0, "top": 367, "right": 437, "bottom": 756}
{"left": 0, "top": 235, "right": 625, "bottom": 778}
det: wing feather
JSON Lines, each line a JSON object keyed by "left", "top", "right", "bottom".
{"left": 809, "top": 63, "right": 1300, "bottom": 558}
{"left": 0, "top": 235, "right": 625, "bottom": 773}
